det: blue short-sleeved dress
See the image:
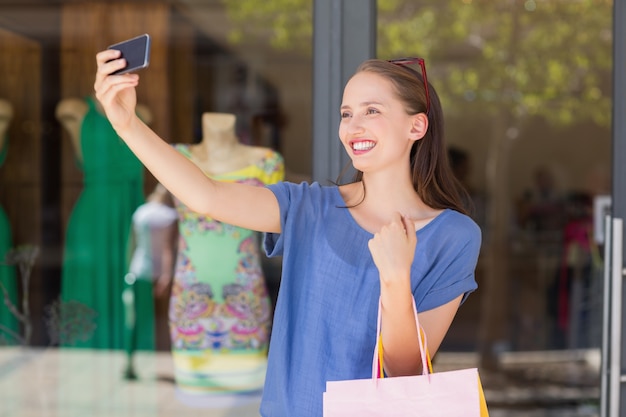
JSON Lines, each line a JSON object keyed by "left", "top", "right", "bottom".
{"left": 261, "top": 181, "right": 481, "bottom": 417}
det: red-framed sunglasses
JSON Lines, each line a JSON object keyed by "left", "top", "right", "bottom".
{"left": 388, "top": 57, "right": 431, "bottom": 116}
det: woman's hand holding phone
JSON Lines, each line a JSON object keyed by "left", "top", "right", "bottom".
{"left": 94, "top": 48, "right": 140, "bottom": 136}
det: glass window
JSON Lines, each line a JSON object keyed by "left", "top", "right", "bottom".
{"left": 0, "top": 2, "right": 312, "bottom": 415}
{"left": 377, "top": 1, "right": 611, "bottom": 415}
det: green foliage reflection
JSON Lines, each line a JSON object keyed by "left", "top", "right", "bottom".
{"left": 222, "top": 0, "right": 612, "bottom": 127}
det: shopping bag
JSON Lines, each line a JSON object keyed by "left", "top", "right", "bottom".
{"left": 323, "top": 298, "right": 489, "bottom": 416}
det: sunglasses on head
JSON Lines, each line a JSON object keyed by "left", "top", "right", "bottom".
{"left": 387, "top": 57, "right": 431, "bottom": 116}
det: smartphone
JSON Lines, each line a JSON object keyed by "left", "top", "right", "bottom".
{"left": 107, "top": 34, "right": 151, "bottom": 75}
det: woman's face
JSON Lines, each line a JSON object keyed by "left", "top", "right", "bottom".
{"left": 339, "top": 71, "right": 419, "bottom": 174}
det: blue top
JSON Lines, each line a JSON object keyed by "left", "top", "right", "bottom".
{"left": 260, "top": 181, "right": 481, "bottom": 417}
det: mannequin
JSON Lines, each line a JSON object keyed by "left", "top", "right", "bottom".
{"left": 123, "top": 183, "right": 178, "bottom": 379}
{"left": 56, "top": 96, "right": 150, "bottom": 349}
{"left": 0, "top": 98, "right": 18, "bottom": 343}
{"left": 187, "top": 113, "right": 272, "bottom": 175}
{"left": 56, "top": 97, "right": 152, "bottom": 162}
{"left": 169, "top": 112, "right": 284, "bottom": 406}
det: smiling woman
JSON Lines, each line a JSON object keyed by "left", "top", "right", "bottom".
{"left": 94, "top": 34, "right": 481, "bottom": 415}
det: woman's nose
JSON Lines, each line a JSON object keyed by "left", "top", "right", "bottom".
{"left": 345, "top": 115, "right": 365, "bottom": 134}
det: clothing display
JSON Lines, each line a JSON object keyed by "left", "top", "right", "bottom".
{"left": 129, "top": 201, "right": 179, "bottom": 281}
{"left": 0, "top": 139, "right": 18, "bottom": 343}
{"left": 261, "top": 182, "right": 481, "bottom": 417}
{"left": 169, "top": 144, "right": 284, "bottom": 402}
{"left": 126, "top": 200, "right": 178, "bottom": 351}
{"left": 60, "top": 96, "right": 144, "bottom": 349}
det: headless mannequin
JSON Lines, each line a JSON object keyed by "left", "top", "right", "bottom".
{"left": 0, "top": 99, "right": 13, "bottom": 151}
{"left": 129, "top": 183, "right": 178, "bottom": 296}
{"left": 124, "top": 183, "right": 178, "bottom": 379}
{"left": 189, "top": 112, "right": 269, "bottom": 175}
{"left": 169, "top": 112, "right": 282, "bottom": 402}
{"left": 56, "top": 97, "right": 152, "bottom": 161}
{"left": 56, "top": 96, "right": 151, "bottom": 350}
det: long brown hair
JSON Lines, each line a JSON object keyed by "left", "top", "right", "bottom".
{"left": 342, "top": 59, "right": 471, "bottom": 216}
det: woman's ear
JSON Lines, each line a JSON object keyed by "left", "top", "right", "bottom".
{"left": 409, "top": 113, "right": 429, "bottom": 141}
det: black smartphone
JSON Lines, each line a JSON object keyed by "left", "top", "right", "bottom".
{"left": 107, "top": 34, "right": 151, "bottom": 75}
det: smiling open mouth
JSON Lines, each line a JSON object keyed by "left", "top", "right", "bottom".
{"left": 352, "top": 141, "right": 376, "bottom": 151}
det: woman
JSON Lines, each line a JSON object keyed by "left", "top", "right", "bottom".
{"left": 94, "top": 50, "right": 481, "bottom": 417}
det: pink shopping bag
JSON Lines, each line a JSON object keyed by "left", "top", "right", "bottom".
{"left": 323, "top": 298, "right": 489, "bottom": 416}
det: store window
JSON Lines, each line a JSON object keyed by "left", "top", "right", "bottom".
{"left": 0, "top": 2, "right": 313, "bottom": 415}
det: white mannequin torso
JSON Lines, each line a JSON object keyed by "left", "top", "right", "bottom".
{"left": 56, "top": 97, "right": 152, "bottom": 162}
{"left": 188, "top": 112, "right": 270, "bottom": 176}
{"left": 0, "top": 99, "right": 13, "bottom": 152}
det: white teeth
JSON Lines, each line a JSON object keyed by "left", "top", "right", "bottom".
{"left": 352, "top": 141, "right": 375, "bottom": 151}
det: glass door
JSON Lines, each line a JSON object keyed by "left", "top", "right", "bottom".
{"left": 375, "top": 1, "right": 613, "bottom": 415}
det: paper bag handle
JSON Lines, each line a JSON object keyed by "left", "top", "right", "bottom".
{"left": 372, "top": 296, "right": 433, "bottom": 380}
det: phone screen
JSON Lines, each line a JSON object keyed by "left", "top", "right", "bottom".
{"left": 108, "top": 34, "right": 151, "bottom": 75}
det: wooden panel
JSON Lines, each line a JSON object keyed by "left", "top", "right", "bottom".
{"left": 169, "top": 13, "right": 195, "bottom": 145}
{"left": 59, "top": 1, "right": 171, "bottom": 136}
{"left": 0, "top": 28, "right": 42, "bottom": 248}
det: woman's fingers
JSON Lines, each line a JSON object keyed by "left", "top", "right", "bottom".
{"left": 95, "top": 50, "right": 120, "bottom": 85}
{"left": 400, "top": 214, "right": 417, "bottom": 243}
{"left": 380, "top": 212, "right": 413, "bottom": 240}
{"left": 94, "top": 49, "right": 134, "bottom": 92}
{"left": 96, "top": 49, "right": 122, "bottom": 71}
{"left": 94, "top": 75, "right": 137, "bottom": 109}
{"left": 368, "top": 212, "right": 417, "bottom": 283}
{"left": 93, "top": 49, "right": 140, "bottom": 130}
{"left": 94, "top": 50, "right": 139, "bottom": 92}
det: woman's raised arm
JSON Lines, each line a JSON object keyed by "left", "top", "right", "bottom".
{"left": 94, "top": 49, "right": 281, "bottom": 233}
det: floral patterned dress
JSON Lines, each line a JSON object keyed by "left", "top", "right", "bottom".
{"left": 170, "top": 144, "right": 284, "bottom": 399}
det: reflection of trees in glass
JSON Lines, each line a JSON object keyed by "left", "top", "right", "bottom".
{"left": 224, "top": 0, "right": 611, "bottom": 126}
{"left": 1, "top": 245, "right": 39, "bottom": 345}
{"left": 223, "top": 0, "right": 313, "bottom": 52}
{"left": 0, "top": 244, "right": 97, "bottom": 347}
{"left": 404, "top": 2, "right": 609, "bottom": 129}
{"left": 223, "top": 0, "right": 612, "bottom": 367}
{"left": 46, "top": 299, "right": 98, "bottom": 347}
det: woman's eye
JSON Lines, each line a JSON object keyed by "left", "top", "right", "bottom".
{"left": 366, "top": 108, "right": 379, "bottom": 115}
{"left": 340, "top": 112, "right": 351, "bottom": 119}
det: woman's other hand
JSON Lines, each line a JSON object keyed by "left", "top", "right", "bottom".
{"left": 368, "top": 212, "right": 417, "bottom": 290}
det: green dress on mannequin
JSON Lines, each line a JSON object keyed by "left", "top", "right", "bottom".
{"left": 60, "top": 96, "right": 144, "bottom": 349}
{"left": 0, "top": 138, "right": 19, "bottom": 344}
